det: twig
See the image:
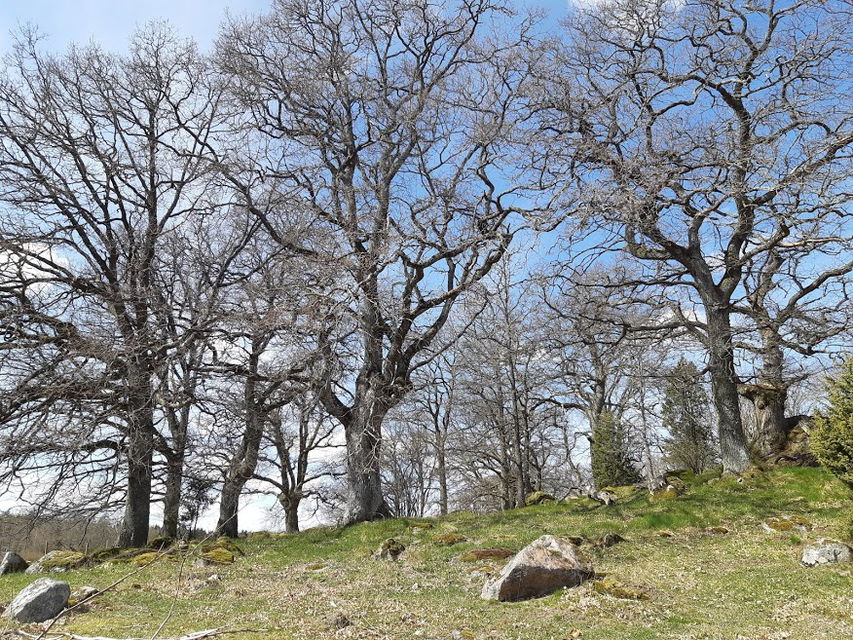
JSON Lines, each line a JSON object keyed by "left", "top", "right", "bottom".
{"left": 14, "top": 627, "right": 271, "bottom": 640}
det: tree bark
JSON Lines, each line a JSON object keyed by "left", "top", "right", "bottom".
{"left": 343, "top": 397, "right": 390, "bottom": 524}
{"left": 704, "top": 310, "right": 751, "bottom": 473}
{"left": 161, "top": 457, "right": 183, "bottom": 539}
{"left": 117, "top": 375, "right": 155, "bottom": 547}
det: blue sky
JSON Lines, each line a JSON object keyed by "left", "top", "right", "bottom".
{"left": 0, "top": 1, "right": 571, "bottom": 52}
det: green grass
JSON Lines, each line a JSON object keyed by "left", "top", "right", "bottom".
{"left": 1, "top": 467, "right": 851, "bottom": 639}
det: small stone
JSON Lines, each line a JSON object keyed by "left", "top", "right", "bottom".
{"left": 801, "top": 539, "right": 853, "bottom": 567}
{"left": 0, "top": 551, "right": 28, "bottom": 575}
{"left": 2, "top": 578, "right": 70, "bottom": 623}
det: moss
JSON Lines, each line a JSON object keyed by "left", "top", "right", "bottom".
{"left": 131, "top": 552, "right": 161, "bottom": 567}
{"left": 432, "top": 533, "right": 467, "bottom": 546}
{"left": 763, "top": 515, "right": 813, "bottom": 532}
{"left": 600, "top": 485, "right": 642, "bottom": 501}
{"left": 593, "top": 576, "right": 650, "bottom": 600}
{"left": 200, "top": 547, "right": 236, "bottom": 564}
{"left": 41, "top": 550, "right": 88, "bottom": 570}
{"left": 649, "top": 488, "right": 680, "bottom": 503}
{"left": 705, "top": 526, "right": 730, "bottom": 535}
{"left": 456, "top": 548, "right": 514, "bottom": 563}
{"left": 201, "top": 537, "right": 244, "bottom": 557}
{"left": 146, "top": 536, "right": 174, "bottom": 550}
{"left": 91, "top": 547, "right": 123, "bottom": 562}
{"left": 375, "top": 538, "right": 406, "bottom": 560}
{"left": 525, "top": 491, "right": 556, "bottom": 506}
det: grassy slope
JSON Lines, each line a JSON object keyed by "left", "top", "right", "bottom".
{"left": 1, "top": 467, "right": 851, "bottom": 640}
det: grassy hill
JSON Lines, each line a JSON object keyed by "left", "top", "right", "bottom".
{"left": 1, "top": 467, "right": 851, "bottom": 640}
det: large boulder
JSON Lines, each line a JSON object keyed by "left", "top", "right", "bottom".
{"left": 801, "top": 539, "right": 853, "bottom": 567}
{"left": 481, "top": 535, "right": 594, "bottom": 602}
{"left": 2, "top": 578, "right": 70, "bottom": 623}
{"left": 0, "top": 551, "right": 29, "bottom": 575}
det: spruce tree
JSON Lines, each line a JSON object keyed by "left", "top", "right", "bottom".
{"left": 661, "top": 359, "right": 717, "bottom": 473}
{"left": 590, "top": 411, "right": 641, "bottom": 488}
{"left": 812, "top": 359, "right": 853, "bottom": 488}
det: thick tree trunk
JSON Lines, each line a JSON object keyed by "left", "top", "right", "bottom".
{"left": 285, "top": 503, "right": 300, "bottom": 533}
{"left": 343, "top": 402, "right": 389, "bottom": 524}
{"left": 216, "top": 480, "right": 242, "bottom": 538}
{"left": 705, "top": 311, "right": 751, "bottom": 473}
{"left": 747, "top": 330, "right": 789, "bottom": 456}
{"left": 216, "top": 341, "right": 264, "bottom": 538}
{"left": 117, "top": 369, "right": 155, "bottom": 548}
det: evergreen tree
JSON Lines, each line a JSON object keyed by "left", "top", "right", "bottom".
{"left": 661, "top": 360, "right": 716, "bottom": 473}
{"left": 812, "top": 359, "right": 853, "bottom": 489}
{"left": 590, "top": 411, "right": 641, "bottom": 488}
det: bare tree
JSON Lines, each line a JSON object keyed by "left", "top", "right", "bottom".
{"left": 215, "top": 0, "right": 534, "bottom": 523}
{"left": 534, "top": 0, "right": 852, "bottom": 472}
{"left": 0, "top": 26, "right": 230, "bottom": 546}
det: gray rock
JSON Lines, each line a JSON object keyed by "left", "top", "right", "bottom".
{"left": 481, "top": 534, "right": 594, "bottom": 602}
{"left": 0, "top": 551, "right": 29, "bottom": 575}
{"left": 801, "top": 539, "right": 853, "bottom": 567}
{"left": 2, "top": 578, "right": 70, "bottom": 623}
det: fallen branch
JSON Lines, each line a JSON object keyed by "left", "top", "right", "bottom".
{"left": 14, "top": 627, "right": 272, "bottom": 640}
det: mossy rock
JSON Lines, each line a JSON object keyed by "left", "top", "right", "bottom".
{"left": 131, "top": 551, "right": 162, "bottom": 567}
{"left": 200, "top": 547, "right": 236, "bottom": 565}
{"left": 649, "top": 487, "right": 681, "bottom": 503}
{"left": 456, "top": 548, "right": 514, "bottom": 563}
{"left": 663, "top": 469, "right": 696, "bottom": 484}
{"left": 705, "top": 526, "right": 731, "bottom": 535}
{"left": 432, "top": 533, "right": 468, "bottom": 546}
{"left": 39, "top": 550, "right": 88, "bottom": 571}
{"left": 593, "top": 576, "right": 650, "bottom": 600}
{"left": 599, "top": 485, "right": 641, "bottom": 501}
{"left": 594, "top": 532, "right": 626, "bottom": 548}
{"left": 147, "top": 536, "right": 175, "bottom": 550}
{"left": 91, "top": 547, "right": 123, "bottom": 562}
{"left": 375, "top": 538, "right": 406, "bottom": 560}
{"left": 201, "top": 537, "right": 244, "bottom": 557}
{"left": 525, "top": 491, "right": 556, "bottom": 506}
{"left": 762, "top": 515, "right": 813, "bottom": 533}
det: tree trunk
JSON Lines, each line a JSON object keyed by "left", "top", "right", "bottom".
{"left": 285, "top": 502, "right": 299, "bottom": 533}
{"left": 436, "top": 441, "right": 448, "bottom": 516}
{"left": 161, "top": 457, "right": 183, "bottom": 539}
{"left": 217, "top": 480, "right": 242, "bottom": 538}
{"left": 117, "top": 369, "right": 155, "bottom": 548}
{"left": 748, "top": 329, "right": 789, "bottom": 456}
{"left": 343, "top": 401, "right": 389, "bottom": 524}
{"left": 704, "top": 310, "right": 751, "bottom": 473}
{"left": 216, "top": 340, "right": 264, "bottom": 538}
